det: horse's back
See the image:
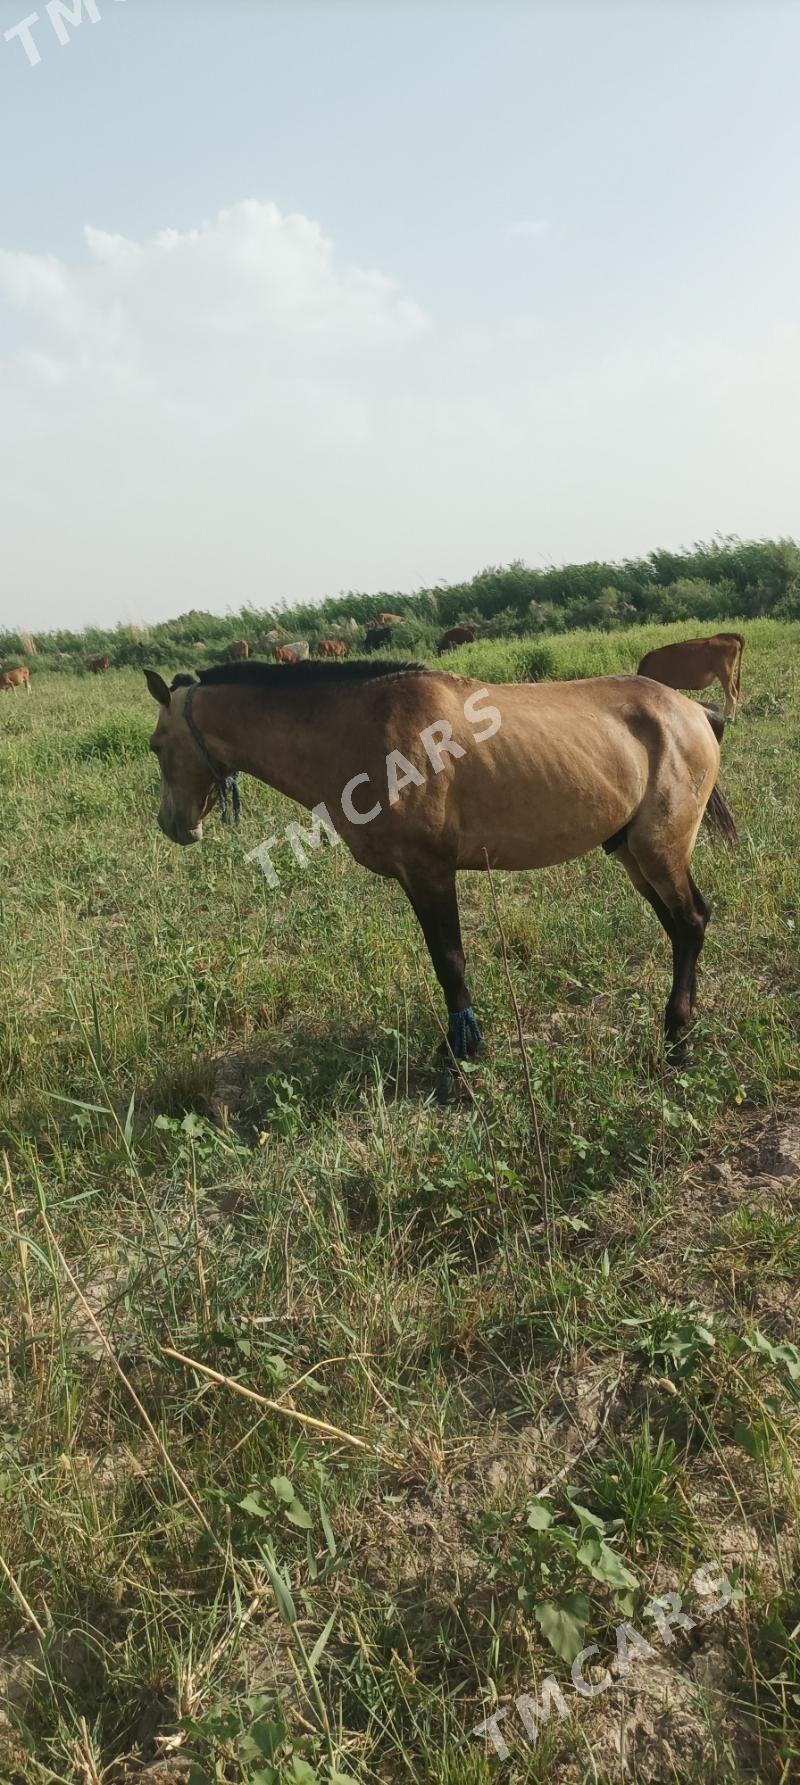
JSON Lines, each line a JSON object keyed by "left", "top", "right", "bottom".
{"left": 637, "top": 635, "right": 739, "bottom": 693}
{"left": 404, "top": 673, "right": 715, "bottom": 873}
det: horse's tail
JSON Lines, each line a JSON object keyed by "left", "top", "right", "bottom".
{"left": 704, "top": 784, "right": 737, "bottom": 844}
{"left": 734, "top": 632, "right": 745, "bottom": 701}
{"left": 700, "top": 705, "right": 738, "bottom": 844}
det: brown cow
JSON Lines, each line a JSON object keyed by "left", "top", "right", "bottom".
{"left": 378, "top": 613, "right": 404, "bottom": 626}
{"left": 318, "top": 638, "right": 350, "bottom": 659}
{"left": 637, "top": 632, "right": 745, "bottom": 720}
{"left": 88, "top": 654, "right": 110, "bottom": 674}
{"left": 0, "top": 667, "right": 31, "bottom": 693}
{"left": 437, "top": 623, "right": 479, "bottom": 655}
{"left": 274, "top": 642, "right": 310, "bottom": 663}
{"left": 228, "top": 639, "right": 250, "bottom": 660}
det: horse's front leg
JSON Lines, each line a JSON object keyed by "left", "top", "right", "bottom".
{"left": 404, "top": 869, "right": 482, "bottom": 1060}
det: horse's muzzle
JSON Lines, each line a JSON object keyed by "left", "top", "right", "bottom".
{"left": 158, "top": 814, "right": 203, "bottom": 847}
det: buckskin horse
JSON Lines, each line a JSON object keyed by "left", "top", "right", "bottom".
{"left": 144, "top": 660, "right": 736, "bottom": 1059}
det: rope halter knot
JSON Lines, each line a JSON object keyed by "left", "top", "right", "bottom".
{"left": 183, "top": 683, "right": 242, "bottom": 827}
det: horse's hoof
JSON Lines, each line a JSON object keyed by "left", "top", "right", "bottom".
{"left": 436, "top": 1036, "right": 482, "bottom": 1063}
{"left": 435, "top": 1058, "right": 473, "bottom": 1104}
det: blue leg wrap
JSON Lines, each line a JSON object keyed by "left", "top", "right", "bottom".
{"left": 447, "top": 1007, "right": 483, "bottom": 1059}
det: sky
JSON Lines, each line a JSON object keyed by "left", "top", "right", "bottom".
{"left": 1, "top": 0, "right": 799, "bottom": 633}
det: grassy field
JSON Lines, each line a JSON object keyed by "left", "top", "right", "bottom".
{"left": 0, "top": 621, "right": 799, "bottom": 1784}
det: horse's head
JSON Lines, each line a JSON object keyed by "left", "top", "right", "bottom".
{"left": 145, "top": 671, "right": 219, "bottom": 845}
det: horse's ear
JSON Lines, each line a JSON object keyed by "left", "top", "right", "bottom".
{"left": 144, "top": 669, "right": 171, "bottom": 707}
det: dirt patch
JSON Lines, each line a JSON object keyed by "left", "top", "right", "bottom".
{"left": 630, "top": 1104, "right": 800, "bottom": 1292}
{"left": 343, "top": 1359, "right": 624, "bottom": 1612}
{"left": 739, "top": 1110, "right": 800, "bottom": 1181}
{"left": 558, "top": 1646, "right": 758, "bottom": 1782}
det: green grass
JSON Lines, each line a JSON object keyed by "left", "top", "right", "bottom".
{"left": 0, "top": 622, "right": 799, "bottom": 1783}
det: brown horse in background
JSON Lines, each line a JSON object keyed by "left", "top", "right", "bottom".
{"left": 437, "top": 624, "right": 479, "bottom": 654}
{"left": 0, "top": 667, "right": 31, "bottom": 693}
{"left": 638, "top": 633, "right": 745, "bottom": 719}
{"left": 144, "top": 661, "right": 735, "bottom": 1059}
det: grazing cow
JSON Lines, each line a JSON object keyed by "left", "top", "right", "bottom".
{"left": 437, "top": 623, "right": 479, "bottom": 655}
{"left": 637, "top": 632, "right": 745, "bottom": 720}
{"left": 378, "top": 613, "right": 404, "bottom": 626}
{"left": 274, "top": 641, "right": 310, "bottom": 663}
{"left": 318, "top": 638, "right": 350, "bottom": 659}
{"left": 88, "top": 654, "right": 110, "bottom": 674}
{"left": 364, "top": 625, "right": 392, "bottom": 651}
{"left": 227, "top": 639, "right": 249, "bottom": 660}
{"left": 0, "top": 667, "right": 31, "bottom": 693}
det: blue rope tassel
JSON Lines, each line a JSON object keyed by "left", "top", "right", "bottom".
{"left": 218, "top": 774, "right": 241, "bottom": 826}
{"left": 447, "top": 1007, "right": 483, "bottom": 1059}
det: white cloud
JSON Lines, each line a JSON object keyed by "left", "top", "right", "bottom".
{"left": 0, "top": 202, "right": 431, "bottom": 626}
{"left": 504, "top": 218, "right": 550, "bottom": 242}
{"left": 1, "top": 199, "right": 799, "bottom": 632}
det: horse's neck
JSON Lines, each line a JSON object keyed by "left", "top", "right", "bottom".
{"left": 193, "top": 684, "right": 332, "bottom": 810}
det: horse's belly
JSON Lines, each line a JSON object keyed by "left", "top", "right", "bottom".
{"left": 452, "top": 744, "right": 641, "bottom": 871}
{"left": 456, "top": 823, "right": 618, "bottom": 872}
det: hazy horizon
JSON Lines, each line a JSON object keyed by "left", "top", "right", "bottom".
{"left": 2, "top": 0, "right": 799, "bottom": 632}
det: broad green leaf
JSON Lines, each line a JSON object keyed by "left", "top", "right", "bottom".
{"left": 245, "top": 1715, "right": 285, "bottom": 1760}
{"left": 733, "top": 1420, "right": 768, "bottom": 1458}
{"left": 526, "top": 1500, "right": 554, "bottom": 1530}
{"left": 534, "top": 1591, "right": 590, "bottom": 1663}
{"left": 577, "top": 1535, "right": 637, "bottom": 1590}
{"left": 747, "top": 1330, "right": 800, "bottom": 1384}
{"left": 285, "top": 1497, "right": 314, "bottom": 1530}
{"left": 567, "top": 1498, "right": 607, "bottom": 1533}
{"left": 239, "top": 1491, "right": 269, "bottom": 1520}
{"left": 271, "top": 1474, "right": 296, "bottom": 1503}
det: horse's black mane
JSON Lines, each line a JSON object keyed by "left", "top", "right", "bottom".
{"left": 187, "top": 658, "right": 429, "bottom": 691}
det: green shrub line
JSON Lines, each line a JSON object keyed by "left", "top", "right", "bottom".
{"left": 2, "top": 535, "right": 799, "bottom": 673}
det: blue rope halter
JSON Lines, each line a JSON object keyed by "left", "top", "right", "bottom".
{"left": 183, "top": 683, "right": 241, "bottom": 826}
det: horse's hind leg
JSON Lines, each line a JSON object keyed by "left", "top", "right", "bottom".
{"left": 720, "top": 663, "right": 736, "bottom": 721}
{"left": 613, "top": 841, "right": 709, "bottom": 1046}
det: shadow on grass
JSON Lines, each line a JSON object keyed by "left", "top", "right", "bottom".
{"left": 147, "top": 1025, "right": 443, "bottom": 1131}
